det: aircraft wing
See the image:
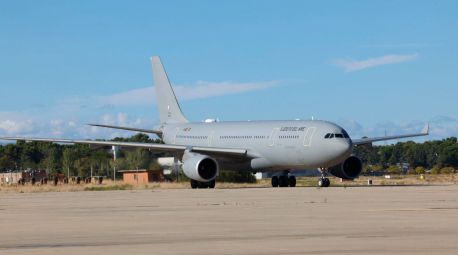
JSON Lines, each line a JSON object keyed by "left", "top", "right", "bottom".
{"left": 352, "top": 123, "right": 429, "bottom": 145}
{"left": 0, "top": 137, "right": 248, "bottom": 157}
{"left": 87, "top": 124, "right": 162, "bottom": 135}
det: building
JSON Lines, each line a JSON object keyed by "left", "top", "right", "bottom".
{"left": 118, "top": 169, "right": 164, "bottom": 185}
{"left": 0, "top": 172, "right": 22, "bottom": 185}
{"left": 0, "top": 170, "right": 48, "bottom": 185}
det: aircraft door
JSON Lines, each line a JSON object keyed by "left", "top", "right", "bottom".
{"left": 303, "top": 127, "right": 316, "bottom": 147}
{"left": 268, "top": 128, "right": 279, "bottom": 146}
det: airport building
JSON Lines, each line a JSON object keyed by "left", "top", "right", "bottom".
{"left": 118, "top": 169, "right": 164, "bottom": 185}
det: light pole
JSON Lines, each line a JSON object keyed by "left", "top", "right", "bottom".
{"left": 112, "top": 146, "right": 117, "bottom": 183}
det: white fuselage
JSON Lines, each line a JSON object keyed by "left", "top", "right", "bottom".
{"left": 161, "top": 120, "right": 353, "bottom": 171}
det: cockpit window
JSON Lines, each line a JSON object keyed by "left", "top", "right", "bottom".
{"left": 326, "top": 132, "right": 350, "bottom": 139}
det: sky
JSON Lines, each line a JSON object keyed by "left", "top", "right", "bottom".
{"left": 0, "top": 0, "right": 457, "bottom": 142}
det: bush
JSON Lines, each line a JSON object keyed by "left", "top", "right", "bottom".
{"left": 440, "top": 167, "right": 455, "bottom": 174}
{"left": 415, "top": 166, "right": 426, "bottom": 175}
{"left": 386, "top": 165, "right": 400, "bottom": 175}
{"left": 407, "top": 168, "right": 416, "bottom": 175}
{"left": 431, "top": 166, "right": 441, "bottom": 175}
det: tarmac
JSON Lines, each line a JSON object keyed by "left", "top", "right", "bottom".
{"left": 1, "top": 185, "right": 457, "bottom": 255}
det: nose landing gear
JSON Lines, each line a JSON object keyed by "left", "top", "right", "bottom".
{"left": 318, "top": 168, "right": 331, "bottom": 187}
{"left": 318, "top": 177, "right": 330, "bottom": 187}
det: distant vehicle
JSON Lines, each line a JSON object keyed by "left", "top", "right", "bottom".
{"left": 0, "top": 57, "right": 429, "bottom": 188}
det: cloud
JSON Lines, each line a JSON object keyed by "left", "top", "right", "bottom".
{"left": 0, "top": 112, "right": 38, "bottom": 135}
{"left": 333, "top": 53, "right": 419, "bottom": 72}
{"left": 0, "top": 111, "right": 155, "bottom": 140}
{"left": 362, "top": 43, "right": 434, "bottom": 48}
{"left": 98, "top": 80, "right": 277, "bottom": 106}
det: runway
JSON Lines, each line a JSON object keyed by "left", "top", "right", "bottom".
{"left": 1, "top": 185, "right": 458, "bottom": 254}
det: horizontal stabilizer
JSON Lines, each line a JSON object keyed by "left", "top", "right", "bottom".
{"left": 87, "top": 124, "right": 162, "bottom": 135}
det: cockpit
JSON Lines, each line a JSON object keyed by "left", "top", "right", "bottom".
{"left": 324, "top": 130, "right": 350, "bottom": 139}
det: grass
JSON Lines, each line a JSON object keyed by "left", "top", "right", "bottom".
{"left": 0, "top": 174, "right": 456, "bottom": 193}
{"left": 84, "top": 184, "right": 133, "bottom": 191}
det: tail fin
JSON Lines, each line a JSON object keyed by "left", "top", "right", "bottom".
{"left": 151, "top": 56, "right": 188, "bottom": 124}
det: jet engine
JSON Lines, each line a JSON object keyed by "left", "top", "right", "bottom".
{"left": 182, "top": 153, "right": 219, "bottom": 182}
{"left": 329, "top": 156, "right": 362, "bottom": 180}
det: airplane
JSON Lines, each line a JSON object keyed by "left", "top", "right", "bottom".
{"left": 0, "top": 56, "right": 429, "bottom": 188}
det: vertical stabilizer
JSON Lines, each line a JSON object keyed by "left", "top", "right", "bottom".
{"left": 151, "top": 56, "right": 188, "bottom": 124}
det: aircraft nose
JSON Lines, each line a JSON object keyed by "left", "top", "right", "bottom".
{"left": 334, "top": 139, "right": 352, "bottom": 159}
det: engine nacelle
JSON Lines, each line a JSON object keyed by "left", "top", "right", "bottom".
{"left": 182, "top": 153, "right": 219, "bottom": 182}
{"left": 329, "top": 156, "right": 362, "bottom": 180}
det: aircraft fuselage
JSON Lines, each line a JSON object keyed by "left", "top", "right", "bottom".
{"left": 162, "top": 120, "right": 353, "bottom": 171}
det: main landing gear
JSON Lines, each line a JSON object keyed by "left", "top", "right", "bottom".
{"left": 271, "top": 171, "right": 296, "bottom": 187}
{"left": 190, "top": 179, "right": 216, "bottom": 189}
{"left": 318, "top": 168, "right": 331, "bottom": 187}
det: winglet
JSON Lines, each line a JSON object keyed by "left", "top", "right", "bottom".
{"left": 421, "top": 123, "right": 429, "bottom": 135}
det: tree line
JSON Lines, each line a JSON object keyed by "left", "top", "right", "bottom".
{"left": 0, "top": 134, "right": 163, "bottom": 178}
{"left": 354, "top": 137, "right": 458, "bottom": 174}
{"left": 1, "top": 134, "right": 457, "bottom": 177}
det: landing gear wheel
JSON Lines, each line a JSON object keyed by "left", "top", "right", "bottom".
{"left": 271, "top": 176, "right": 279, "bottom": 187}
{"left": 198, "top": 182, "right": 209, "bottom": 189}
{"left": 190, "top": 179, "right": 198, "bottom": 189}
{"left": 288, "top": 176, "right": 296, "bottom": 187}
{"left": 318, "top": 178, "right": 330, "bottom": 187}
{"left": 279, "top": 175, "right": 289, "bottom": 187}
{"left": 324, "top": 178, "right": 330, "bottom": 187}
{"left": 208, "top": 180, "right": 216, "bottom": 189}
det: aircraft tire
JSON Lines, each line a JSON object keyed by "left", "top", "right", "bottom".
{"left": 208, "top": 180, "right": 216, "bottom": 189}
{"left": 271, "top": 176, "right": 279, "bottom": 187}
{"left": 318, "top": 178, "right": 331, "bottom": 187}
{"left": 198, "top": 181, "right": 209, "bottom": 189}
{"left": 288, "top": 176, "right": 296, "bottom": 187}
{"left": 279, "top": 175, "right": 288, "bottom": 187}
{"left": 318, "top": 178, "right": 324, "bottom": 187}
{"left": 190, "top": 179, "right": 199, "bottom": 189}
{"left": 324, "top": 178, "right": 330, "bottom": 187}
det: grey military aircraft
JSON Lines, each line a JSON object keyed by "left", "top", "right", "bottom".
{"left": 0, "top": 57, "right": 429, "bottom": 188}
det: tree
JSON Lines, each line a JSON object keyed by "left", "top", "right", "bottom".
{"left": 415, "top": 166, "right": 426, "bottom": 175}
{"left": 4, "top": 143, "right": 22, "bottom": 169}
{"left": 438, "top": 144, "right": 458, "bottom": 167}
{"left": 62, "top": 147, "right": 77, "bottom": 176}
{"left": 386, "top": 165, "right": 400, "bottom": 175}
{"left": 90, "top": 150, "right": 110, "bottom": 176}
{"left": 42, "top": 145, "right": 62, "bottom": 173}
{"left": 125, "top": 149, "right": 152, "bottom": 170}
